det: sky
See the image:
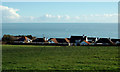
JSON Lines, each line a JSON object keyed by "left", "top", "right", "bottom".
{"left": 1, "top": 2, "right": 118, "bottom": 23}
{"left": 2, "top": 0, "right": 120, "bottom": 2}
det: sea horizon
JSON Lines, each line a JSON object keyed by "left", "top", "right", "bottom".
{"left": 2, "top": 23, "right": 118, "bottom": 39}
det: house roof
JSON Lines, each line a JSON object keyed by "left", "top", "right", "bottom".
{"left": 82, "top": 40, "right": 90, "bottom": 44}
{"left": 65, "top": 38, "right": 70, "bottom": 43}
{"left": 14, "top": 36, "right": 22, "bottom": 37}
{"left": 88, "top": 37, "right": 96, "bottom": 40}
{"left": 111, "top": 39, "right": 120, "bottom": 43}
{"left": 66, "top": 38, "right": 70, "bottom": 40}
{"left": 56, "top": 38, "right": 68, "bottom": 43}
{"left": 70, "top": 36, "right": 85, "bottom": 43}
{"left": 95, "top": 38, "right": 114, "bottom": 44}
{"left": 14, "top": 35, "right": 34, "bottom": 39}
{"left": 32, "top": 38, "right": 45, "bottom": 42}
{"left": 48, "top": 38, "right": 54, "bottom": 41}
{"left": 88, "top": 37, "right": 97, "bottom": 43}
{"left": 14, "top": 36, "right": 24, "bottom": 39}
{"left": 49, "top": 38, "right": 69, "bottom": 43}
{"left": 17, "top": 36, "right": 28, "bottom": 41}
{"left": 51, "top": 38, "right": 58, "bottom": 43}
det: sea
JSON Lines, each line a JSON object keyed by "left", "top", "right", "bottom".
{"left": 2, "top": 23, "right": 118, "bottom": 39}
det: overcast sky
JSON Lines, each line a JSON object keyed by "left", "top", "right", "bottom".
{"left": 1, "top": 2, "right": 118, "bottom": 23}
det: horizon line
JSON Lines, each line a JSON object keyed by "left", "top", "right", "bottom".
{"left": 2, "top": 22, "right": 118, "bottom": 24}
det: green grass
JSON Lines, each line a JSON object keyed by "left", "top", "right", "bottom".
{"left": 2, "top": 45, "right": 119, "bottom": 70}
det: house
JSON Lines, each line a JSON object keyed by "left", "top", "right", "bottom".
{"left": 87, "top": 37, "right": 98, "bottom": 43}
{"left": 14, "top": 36, "right": 22, "bottom": 39}
{"left": 14, "top": 36, "right": 32, "bottom": 43}
{"left": 95, "top": 38, "right": 114, "bottom": 45}
{"left": 48, "top": 38, "right": 54, "bottom": 43}
{"left": 14, "top": 35, "right": 36, "bottom": 40}
{"left": 48, "top": 38, "right": 69, "bottom": 44}
{"left": 70, "top": 35, "right": 88, "bottom": 46}
{"left": 111, "top": 39, "right": 120, "bottom": 45}
{"left": 80, "top": 40, "right": 90, "bottom": 45}
{"left": 65, "top": 38, "right": 70, "bottom": 43}
{"left": 87, "top": 37, "right": 98, "bottom": 45}
{"left": 32, "top": 37, "right": 47, "bottom": 43}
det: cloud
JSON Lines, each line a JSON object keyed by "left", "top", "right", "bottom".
{"left": 0, "top": 5, "right": 20, "bottom": 23}
{"left": 79, "top": 13, "right": 118, "bottom": 23}
{"left": 103, "top": 13, "right": 118, "bottom": 17}
{"left": 57, "top": 15, "right": 61, "bottom": 19}
{"left": 75, "top": 16, "right": 80, "bottom": 19}
{"left": 44, "top": 14, "right": 64, "bottom": 19}
{"left": 45, "top": 14, "right": 53, "bottom": 18}
{"left": 0, "top": 5, "right": 118, "bottom": 23}
{"left": 65, "top": 15, "right": 70, "bottom": 20}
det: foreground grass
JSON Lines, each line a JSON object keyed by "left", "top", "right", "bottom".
{"left": 2, "top": 45, "right": 119, "bottom": 70}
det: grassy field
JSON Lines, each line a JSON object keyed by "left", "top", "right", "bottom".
{"left": 2, "top": 45, "right": 119, "bottom": 70}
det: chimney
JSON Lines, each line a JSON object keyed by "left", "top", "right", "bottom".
{"left": 46, "top": 37, "right": 48, "bottom": 41}
{"left": 95, "top": 37, "right": 98, "bottom": 42}
{"left": 83, "top": 34, "right": 84, "bottom": 37}
{"left": 84, "top": 36, "right": 88, "bottom": 41}
{"left": 109, "top": 37, "right": 111, "bottom": 41}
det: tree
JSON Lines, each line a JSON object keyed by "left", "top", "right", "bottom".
{"left": 2, "top": 35, "right": 17, "bottom": 42}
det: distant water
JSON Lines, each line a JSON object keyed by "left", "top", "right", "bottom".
{"left": 2, "top": 23, "right": 118, "bottom": 38}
